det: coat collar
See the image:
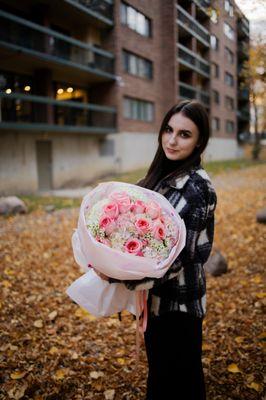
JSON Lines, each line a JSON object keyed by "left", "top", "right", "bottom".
{"left": 161, "top": 165, "right": 208, "bottom": 190}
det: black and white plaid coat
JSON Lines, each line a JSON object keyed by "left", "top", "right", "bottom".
{"left": 109, "top": 165, "right": 217, "bottom": 320}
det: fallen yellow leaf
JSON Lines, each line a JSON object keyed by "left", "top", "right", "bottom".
{"left": 227, "top": 363, "right": 241, "bottom": 373}
{"left": 48, "top": 311, "right": 57, "bottom": 321}
{"left": 255, "top": 292, "right": 266, "bottom": 299}
{"left": 252, "top": 276, "right": 262, "bottom": 284}
{"left": 2, "top": 280, "right": 12, "bottom": 288}
{"left": 75, "top": 308, "right": 96, "bottom": 320}
{"left": 4, "top": 268, "right": 15, "bottom": 276}
{"left": 10, "top": 371, "right": 27, "bottom": 380}
{"left": 202, "top": 343, "right": 212, "bottom": 351}
{"left": 117, "top": 358, "right": 126, "bottom": 365}
{"left": 33, "top": 319, "right": 43, "bottom": 328}
{"left": 49, "top": 346, "right": 59, "bottom": 354}
{"left": 54, "top": 368, "right": 69, "bottom": 380}
{"left": 246, "top": 381, "right": 262, "bottom": 392}
{"left": 257, "top": 331, "right": 266, "bottom": 340}
{"left": 235, "top": 336, "right": 245, "bottom": 344}
{"left": 90, "top": 371, "right": 104, "bottom": 379}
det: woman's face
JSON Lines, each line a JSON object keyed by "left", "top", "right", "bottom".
{"left": 161, "top": 112, "right": 200, "bottom": 161}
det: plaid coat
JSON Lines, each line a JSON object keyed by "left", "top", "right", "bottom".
{"left": 109, "top": 165, "right": 217, "bottom": 320}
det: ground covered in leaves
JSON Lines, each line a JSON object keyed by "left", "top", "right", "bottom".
{"left": 0, "top": 165, "right": 265, "bottom": 400}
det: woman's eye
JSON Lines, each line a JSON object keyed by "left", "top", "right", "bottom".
{"left": 180, "top": 131, "right": 190, "bottom": 138}
{"left": 165, "top": 126, "right": 171, "bottom": 133}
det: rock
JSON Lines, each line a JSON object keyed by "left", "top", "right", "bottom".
{"left": 204, "top": 250, "right": 228, "bottom": 277}
{"left": 0, "top": 196, "right": 28, "bottom": 215}
{"left": 256, "top": 209, "right": 266, "bottom": 224}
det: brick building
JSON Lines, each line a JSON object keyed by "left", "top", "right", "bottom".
{"left": 0, "top": 0, "right": 250, "bottom": 195}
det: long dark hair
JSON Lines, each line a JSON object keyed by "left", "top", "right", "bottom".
{"left": 138, "top": 100, "right": 210, "bottom": 189}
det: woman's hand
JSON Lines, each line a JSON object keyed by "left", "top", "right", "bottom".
{"left": 94, "top": 269, "right": 109, "bottom": 281}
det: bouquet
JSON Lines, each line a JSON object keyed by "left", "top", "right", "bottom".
{"left": 66, "top": 182, "right": 186, "bottom": 359}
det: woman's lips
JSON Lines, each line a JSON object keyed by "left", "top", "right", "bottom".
{"left": 166, "top": 148, "right": 177, "bottom": 154}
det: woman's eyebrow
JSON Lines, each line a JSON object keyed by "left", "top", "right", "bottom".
{"left": 167, "top": 124, "right": 192, "bottom": 134}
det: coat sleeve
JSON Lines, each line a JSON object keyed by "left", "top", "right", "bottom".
{"left": 108, "top": 181, "right": 217, "bottom": 291}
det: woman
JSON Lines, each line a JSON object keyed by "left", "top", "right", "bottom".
{"left": 98, "top": 99, "right": 217, "bottom": 400}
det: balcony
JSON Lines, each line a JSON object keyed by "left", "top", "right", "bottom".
{"left": 0, "top": 92, "right": 116, "bottom": 134}
{"left": 193, "top": 0, "right": 211, "bottom": 17}
{"left": 176, "top": 5, "right": 210, "bottom": 47}
{"left": 177, "top": 43, "right": 210, "bottom": 78}
{"left": 0, "top": 10, "right": 115, "bottom": 83}
{"left": 238, "top": 41, "right": 249, "bottom": 59}
{"left": 238, "top": 88, "right": 249, "bottom": 101}
{"left": 237, "top": 20, "right": 249, "bottom": 38}
{"left": 237, "top": 106, "right": 250, "bottom": 121}
{"left": 63, "top": 0, "right": 114, "bottom": 27}
{"left": 178, "top": 81, "right": 210, "bottom": 107}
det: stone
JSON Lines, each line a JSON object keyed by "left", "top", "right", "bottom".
{"left": 0, "top": 196, "right": 28, "bottom": 215}
{"left": 204, "top": 250, "right": 228, "bottom": 277}
{"left": 256, "top": 209, "right": 266, "bottom": 224}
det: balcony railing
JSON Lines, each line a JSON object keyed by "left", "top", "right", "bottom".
{"left": 0, "top": 10, "right": 115, "bottom": 79}
{"left": 0, "top": 92, "right": 116, "bottom": 134}
{"left": 176, "top": 5, "right": 210, "bottom": 47}
{"left": 237, "top": 20, "right": 249, "bottom": 38}
{"left": 179, "top": 81, "right": 210, "bottom": 106}
{"left": 237, "top": 107, "right": 250, "bottom": 121}
{"left": 193, "top": 0, "right": 211, "bottom": 16}
{"left": 67, "top": 0, "right": 113, "bottom": 21}
{"left": 238, "top": 41, "right": 249, "bottom": 55}
{"left": 177, "top": 43, "right": 210, "bottom": 77}
{"left": 238, "top": 88, "right": 249, "bottom": 100}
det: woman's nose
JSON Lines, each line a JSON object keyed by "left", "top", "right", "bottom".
{"left": 169, "top": 134, "right": 177, "bottom": 145}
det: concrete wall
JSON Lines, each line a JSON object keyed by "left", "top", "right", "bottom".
{"left": 0, "top": 131, "right": 245, "bottom": 196}
{"left": 0, "top": 131, "right": 116, "bottom": 195}
{"left": 203, "top": 137, "right": 244, "bottom": 161}
{"left": 110, "top": 131, "right": 158, "bottom": 172}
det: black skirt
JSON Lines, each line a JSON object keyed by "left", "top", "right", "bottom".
{"left": 144, "top": 310, "right": 206, "bottom": 400}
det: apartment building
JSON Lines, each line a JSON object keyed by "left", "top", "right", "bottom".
{"left": 0, "top": 0, "right": 250, "bottom": 195}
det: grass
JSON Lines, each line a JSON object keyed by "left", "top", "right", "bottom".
{"left": 18, "top": 158, "right": 265, "bottom": 214}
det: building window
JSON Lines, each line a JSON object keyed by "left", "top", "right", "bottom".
{"left": 211, "top": 34, "right": 219, "bottom": 50}
{"left": 122, "top": 50, "right": 153, "bottom": 79}
{"left": 225, "top": 95, "right": 234, "bottom": 110}
{"left": 212, "top": 90, "right": 220, "bottom": 104}
{"left": 211, "top": 62, "right": 220, "bottom": 78}
{"left": 225, "top": 71, "right": 234, "bottom": 87}
{"left": 212, "top": 117, "right": 220, "bottom": 131}
{"left": 121, "top": 2, "right": 152, "bottom": 37}
{"left": 210, "top": 9, "right": 218, "bottom": 24}
{"left": 226, "top": 120, "right": 235, "bottom": 133}
{"left": 224, "top": 0, "right": 234, "bottom": 17}
{"left": 225, "top": 47, "right": 234, "bottom": 64}
{"left": 124, "top": 97, "right": 154, "bottom": 121}
{"left": 224, "top": 22, "right": 234, "bottom": 40}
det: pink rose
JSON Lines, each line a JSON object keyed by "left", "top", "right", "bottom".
{"left": 130, "top": 200, "right": 146, "bottom": 214}
{"left": 152, "top": 223, "right": 166, "bottom": 240}
{"left": 99, "top": 215, "right": 116, "bottom": 235}
{"left": 103, "top": 202, "right": 119, "bottom": 219}
{"left": 124, "top": 238, "right": 143, "bottom": 255}
{"left": 135, "top": 218, "right": 150, "bottom": 235}
{"left": 95, "top": 236, "right": 111, "bottom": 246}
{"left": 145, "top": 201, "right": 161, "bottom": 219}
{"left": 109, "top": 191, "right": 131, "bottom": 213}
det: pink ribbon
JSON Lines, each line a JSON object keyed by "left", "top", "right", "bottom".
{"left": 134, "top": 290, "right": 148, "bottom": 369}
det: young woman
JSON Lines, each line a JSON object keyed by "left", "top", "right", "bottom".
{"left": 98, "top": 99, "right": 217, "bottom": 400}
